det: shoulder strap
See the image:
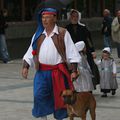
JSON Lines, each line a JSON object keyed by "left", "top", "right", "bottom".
{"left": 34, "top": 34, "right": 46, "bottom": 70}
{"left": 52, "top": 27, "right": 67, "bottom": 62}
{"left": 37, "top": 34, "right": 46, "bottom": 55}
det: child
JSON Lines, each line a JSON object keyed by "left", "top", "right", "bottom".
{"left": 73, "top": 41, "right": 94, "bottom": 92}
{"left": 94, "top": 47, "right": 118, "bottom": 97}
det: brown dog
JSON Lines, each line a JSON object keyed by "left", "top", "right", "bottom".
{"left": 61, "top": 89, "right": 96, "bottom": 120}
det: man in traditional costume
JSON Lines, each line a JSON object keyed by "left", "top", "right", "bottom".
{"left": 22, "top": 8, "right": 81, "bottom": 120}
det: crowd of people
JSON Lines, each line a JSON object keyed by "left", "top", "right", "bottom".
{"left": 20, "top": 7, "right": 120, "bottom": 120}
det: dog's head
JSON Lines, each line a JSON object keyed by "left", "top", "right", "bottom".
{"left": 61, "top": 89, "right": 76, "bottom": 105}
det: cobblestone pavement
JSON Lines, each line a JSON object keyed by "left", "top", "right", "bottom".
{"left": 0, "top": 48, "right": 120, "bottom": 120}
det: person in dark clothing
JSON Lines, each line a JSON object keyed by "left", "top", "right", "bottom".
{"left": 0, "top": 9, "right": 10, "bottom": 63}
{"left": 66, "top": 9, "right": 100, "bottom": 89}
{"left": 102, "top": 9, "right": 113, "bottom": 50}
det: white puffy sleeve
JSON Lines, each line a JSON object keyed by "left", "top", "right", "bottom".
{"left": 113, "top": 61, "right": 117, "bottom": 74}
{"left": 94, "top": 59, "right": 101, "bottom": 65}
{"left": 64, "top": 30, "right": 81, "bottom": 63}
{"left": 23, "top": 34, "right": 35, "bottom": 67}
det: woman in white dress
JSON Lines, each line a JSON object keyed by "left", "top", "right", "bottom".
{"left": 73, "top": 41, "right": 94, "bottom": 92}
{"left": 94, "top": 47, "right": 118, "bottom": 97}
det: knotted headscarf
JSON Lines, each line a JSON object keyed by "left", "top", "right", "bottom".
{"left": 32, "top": 8, "right": 57, "bottom": 55}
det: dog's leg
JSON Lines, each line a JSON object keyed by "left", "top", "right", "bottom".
{"left": 69, "top": 115, "right": 74, "bottom": 120}
{"left": 90, "top": 98, "right": 96, "bottom": 120}
{"left": 90, "top": 108, "right": 96, "bottom": 120}
{"left": 81, "top": 112, "right": 86, "bottom": 120}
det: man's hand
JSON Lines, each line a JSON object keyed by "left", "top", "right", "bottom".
{"left": 112, "top": 73, "right": 116, "bottom": 78}
{"left": 92, "top": 52, "right": 96, "bottom": 59}
{"left": 22, "top": 68, "right": 29, "bottom": 79}
{"left": 71, "top": 71, "right": 79, "bottom": 82}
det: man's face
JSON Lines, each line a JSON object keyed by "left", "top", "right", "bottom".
{"left": 70, "top": 12, "right": 79, "bottom": 24}
{"left": 42, "top": 14, "right": 56, "bottom": 28}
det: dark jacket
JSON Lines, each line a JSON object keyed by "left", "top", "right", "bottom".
{"left": 0, "top": 12, "right": 8, "bottom": 34}
{"left": 66, "top": 23, "right": 95, "bottom": 53}
{"left": 102, "top": 16, "right": 113, "bottom": 36}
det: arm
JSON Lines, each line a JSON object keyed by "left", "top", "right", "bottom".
{"left": 94, "top": 59, "right": 101, "bottom": 65}
{"left": 23, "top": 34, "right": 35, "bottom": 67}
{"left": 64, "top": 31, "right": 81, "bottom": 63}
{"left": 113, "top": 61, "right": 117, "bottom": 75}
{"left": 64, "top": 31, "right": 81, "bottom": 79}
{"left": 85, "top": 27, "right": 95, "bottom": 53}
{"left": 102, "top": 19, "right": 107, "bottom": 34}
{"left": 112, "top": 17, "right": 120, "bottom": 32}
{"left": 22, "top": 34, "right": 35, "bottom": 79}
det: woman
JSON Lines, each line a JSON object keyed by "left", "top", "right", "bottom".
{"left": 66, "top": 9, "right": 100, "bottom": 88}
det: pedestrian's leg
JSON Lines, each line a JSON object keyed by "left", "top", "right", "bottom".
{"left": 103, "top": 35, "right": 109, "bottom": 47}
{"left": 104, "top": 35, "right": 112, "bottom": 49}
{"left": 0, "top": 34, "right": 10, "bottom": 63}
{"left": 116, "top": 43, "right": 120, "bottom": 58}
{"left": 108, "top": 36, "right": 112, "bottom": 52}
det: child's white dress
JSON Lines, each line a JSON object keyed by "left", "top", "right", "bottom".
{"left": 73, "top": 53, "right": 94, "bottom": 92}
{"left": 95, "top": 58, "right": 118, "bottom": 92}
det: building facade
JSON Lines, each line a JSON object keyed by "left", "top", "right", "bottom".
{"left": 0, "top": 0, "right": 119, "bottom": 21}
{"left": 0, "top": 0, "right": 119, "bottom": 59}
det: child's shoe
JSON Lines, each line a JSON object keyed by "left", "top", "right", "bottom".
{"left": 101, "top": 93, "right": 107, "bottom": 97}
{"left": 111, "top": 90, "right": 116, "bottom": 95}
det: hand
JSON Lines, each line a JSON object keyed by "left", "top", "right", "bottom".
{"left": 22, "top": 68, "right": 29, "bottom": 79}
{"left": 112, "top": 73, "right": 116, "bottom": 78}
{"left": 92, "top": 52, "right": 96, "bottom": 59}
{"left": 104, "top": 27, "right": 107, "bottom": 32}
{"left": 71, "top": 71, "right": 79, "bottom": 82}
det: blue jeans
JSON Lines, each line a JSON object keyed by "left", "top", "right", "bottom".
{"left": 0, "top": 34, "right": 9, "bottom": 62}
{"left": 103, "top": 35, "right": 112, "bottom": 49}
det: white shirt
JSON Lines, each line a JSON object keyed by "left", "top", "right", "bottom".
{"left": 23, "top": 25, "right": 81, "bottom": 66}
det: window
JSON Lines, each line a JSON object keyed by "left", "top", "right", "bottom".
{"left": 4, "top": 0, "right": 21, "bottom": 21}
